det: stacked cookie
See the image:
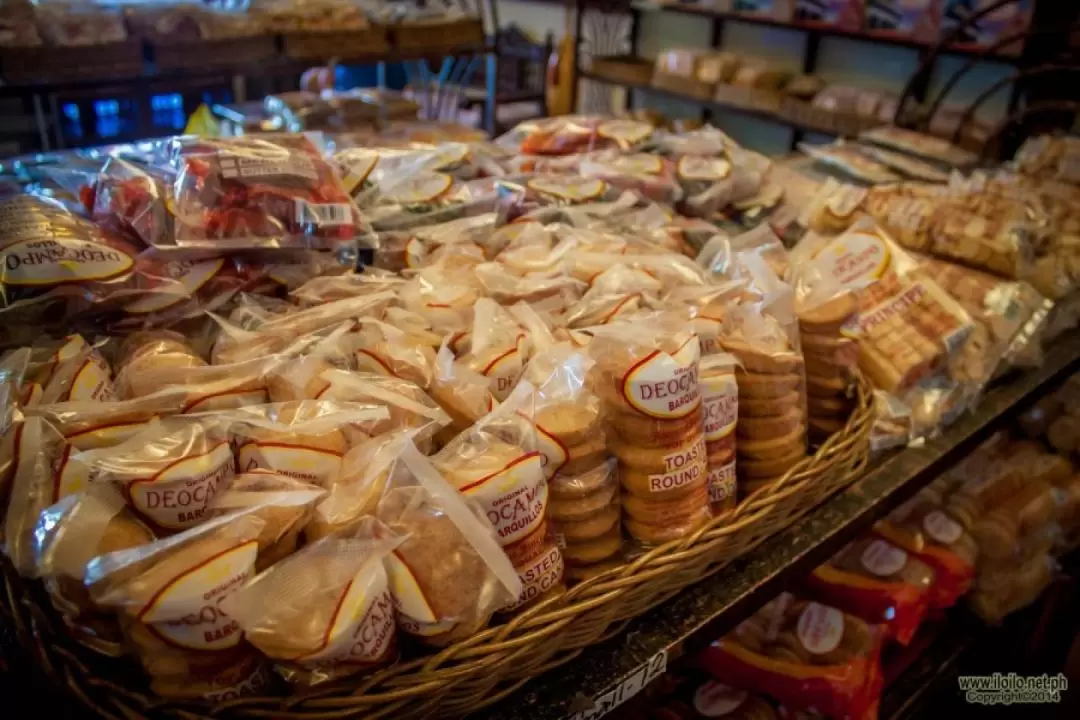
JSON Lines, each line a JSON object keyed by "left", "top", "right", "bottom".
{"left": 723, "top": 339, "right": 807, "bottom": 496}
{"left": 798, "top": 291, "right": 859, "bottom": 445}
{"left": 538, "top": 401, "right": 621, "bottom": 582}
{"left": 596, "top": 332, "right": 711, "bottom": 546}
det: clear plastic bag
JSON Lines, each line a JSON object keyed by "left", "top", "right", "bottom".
{"left": 459, "top": 298, "right": 528, "bottom": 402}
{"left": 349, "top": 317, "right": 439, "bottom": 389}
{"left": 224, "top": 517, "right": 400, "bottom": 687}
{"left": 85, "top": 508, "right": 274, "bottom": 700}
{"left": 169, "top": 134, "right": 368, "bottom": 251}
{"left": 31, "top": 484, "right": 154, "bottom": 656}
{"left": 433, "top": 382, "right": 564, "bottom": 610}
{"left": 497, "top": 116, "right": 655, "bottom": 156}
{"left": 378, "top": 440, "right": 521, "bottom": 644}
{"left": 428, "top": 339, "right": 496, "bottom": 444}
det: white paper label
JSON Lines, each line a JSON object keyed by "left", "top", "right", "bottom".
{"left": 707, "top": 463, "right": 736, "bottom": 505}
{"left": 457, "top": 453, "right": 547, "bottom": 546}
{"left": 859, "top": 539, "right": 908, "bottom": 577}
{"left": 693, "top": 681, "right": 747, "bottom": 717}
{"left": 621, "top": 336, "right": 701, "bottom": 419}
{"left": 701, "top": 375, "right": 737, "bottom": 442}
{"left": 294, "top": 566, "right": 396, "bottom": 667}
{"left": 138, "top": 541, "right": 258, "bottom": 651}
{"left": 796, "top": 602, "right": 844, "bottom": 655}
{"left": 923, "top": 509, "right": 963, "bottom": 545}
{"left": 295, "top": 199, "right": 352, "bottom": 227}
{"left": 126, "top": 443, "right": 235, "bottom": 529}
{"left": 568, "top": 651, "right": 667, "bottom": 720}
{"left": 1, "top": 238, "right": 134, "bottom": 286}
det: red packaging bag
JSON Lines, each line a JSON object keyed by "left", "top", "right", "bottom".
{"left": 169, "top": 134, "right": 367, "bottom": 251}
{"left": 803, "top": 537, "right": 933, "bottom": 645}
{"left": 698, "top": 593, "right": 884, "bottom": 720}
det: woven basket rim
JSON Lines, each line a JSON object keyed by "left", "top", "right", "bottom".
{"left": 2, "top": 374, "right": 875, "bottom": 720}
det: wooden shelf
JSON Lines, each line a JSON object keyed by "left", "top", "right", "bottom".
{"left": 632, "top": 2, "right": 1022, "bottom": 62}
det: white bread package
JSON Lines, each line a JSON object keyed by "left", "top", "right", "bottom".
{"left": 31, "top": 484, "right": 154, "bottom": 656}
{"left": 75, "top": 416, "right": 236, "bottom": 534}
{"left": 376, "top": 440, "right": 521, "bottom": 645}
{"left": 226, "top": 401, "right": 389, "bottom": 488}
{"left": 434, "top": 383, "right": 565, "bottom": 610}
{"left": 84, "top": 509, "right": 274, "bottom": 700}
{"left": 224, "top": 517, "right": 401, "bottom": 687}
{"left": 461, "top": 298, "right": 529, "bottom": 402}
{"left": 207, "top": 470, "right": 326, "bottom": 570}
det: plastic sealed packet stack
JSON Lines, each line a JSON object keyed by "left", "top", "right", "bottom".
{"left": 589, "top": 314, "right": 711, "bottom": 546}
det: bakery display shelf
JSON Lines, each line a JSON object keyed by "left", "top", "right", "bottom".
{"left": 475, "top": 332, "right": 1080, "bottom": 720}
{"left": 630, "top": 2, "right": 1020, "bottom": 61}
{"left": 0, "top": 43, "right": 494, "bottom": 94}
{"left": 581, "top": 69, "right": 841, "bottom": 137}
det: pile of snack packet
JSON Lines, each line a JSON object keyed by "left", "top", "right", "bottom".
{"left": 0, "top": 116, "right": 1075, "bottom": 703}
{"left": 607, "top": 401, "right": 1080, "bottom": 720}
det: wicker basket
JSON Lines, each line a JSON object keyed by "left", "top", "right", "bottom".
{"left": 1, "top": 375, "right": 874, "bottom": 720}
{"left": 151, "top": 35, "right": 276, "bottom": 71}
{"left": 779, "top": 97, "right": 878, "bottom": 137}
{"left": 0, "top": 41, "right": 143, "bottom": 84}
{"left": 390, "top": 17, "right": 486, "bottom": 54}
{"left": 281, "top": 26, "right": 390, "bottom": 61}
{"left": 652, "top": 71, "right": 716, "bottom": 101}
{"left": 589, "top": 55, "right": 653, "bottom": 87}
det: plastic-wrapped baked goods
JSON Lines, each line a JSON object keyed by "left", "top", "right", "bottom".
{"left": 799, "top": 141, "right": 900, "bottom": 185}
{"left": 589, "top": 314, "right": 711, "bottom": 544}
{"left": 805, "top": 536, "right": 933, "bottom": 645}
{"left": 699, "top": 593, "right": 883, "bottom": 719}
{"left": 225, "top": 517, "right": 399, "bottom": 687}
{"left": 376, "top": 440, "right": 521, "bottom": 645}
{"left": 700, "top": 354, "right": 738, "bottom": 513}
{"left": 859, "top": 126, "right": 977, "bottom": 168}
{"left": 434, "top": 383, "right": 564, "bottom": 610}
{"left": 85, "top": 509, "right": 274, "bottom": 700}
{"left": 497, "top": 115, "right": 655, "bottom": 156}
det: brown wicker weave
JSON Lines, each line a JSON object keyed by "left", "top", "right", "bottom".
{"left": 589, "top": 55, "right": 654, "bottom": 88}
{"left": 152, "top": 36, "right": 277, "bottom": 71}
{"left": 0, "top": 374, "right": 874, "bottom": 720}
{"left": 779, "top": 97, "right": 879, "bottom": 137}
{"left": 713, "top": 84, "right": 784, "bottom": 114}
{"left": 281, "top": 26, "right": 390, "bottom": 61}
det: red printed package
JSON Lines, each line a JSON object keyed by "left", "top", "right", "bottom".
{"left": 94, "top": 135, "right": 368, "bottom": 251}
{"left": 875, "top": 499, "right": 978, "bottom": 612}
{"left": 699, "top": 593, "right": 884, "bottom": 720}
{"left": 803, "top": 537, "right": 933, "bottom": 645}
{"left": 498, "top": 116, "right": 655, "bottom": 156}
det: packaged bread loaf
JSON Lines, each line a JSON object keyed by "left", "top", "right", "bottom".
{"left": 85, "top": 509, "right": 274, "bottom": 700}
{"left": 804, "top": 536, "right": 933, "bottom": 645}
{"left": 376, "top": 439, "right": 521, "bottom": 644}
{"left": 588, "top": 313, "right": 711, "bottom": 544}
{"left": 32, "top": 484, "right": 154, "bottom": 656}
{"left": 225, "top": 516, "right": 400, "bottom": 687}
{"left": 434, "top": 382, "right": 564, "bottom": 610}
{"left": 699, "top": 593, "right": 883, "bottom": 720}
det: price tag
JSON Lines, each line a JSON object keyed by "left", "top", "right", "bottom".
{"left": 567, "top": 651, "right": 667, "bottom": 720}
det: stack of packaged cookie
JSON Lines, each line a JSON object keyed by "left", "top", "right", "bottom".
{"left": 521, "top": 340, "right": 620, "bottom": 582}
{"left": 590, "top": 315, "right": 712, "bottom": 546}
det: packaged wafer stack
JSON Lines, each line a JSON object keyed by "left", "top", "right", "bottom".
{"left": 588, "top": 314, "right": 711, "bottom": 547}
{"left": 700, "top": 354, "right": 738, "bottom": 514}
{"left": 521, "top": 342, "right": 618, "bottom": 583}
{"left": 794, "top": 288, "right": 860, "bottom": 445}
